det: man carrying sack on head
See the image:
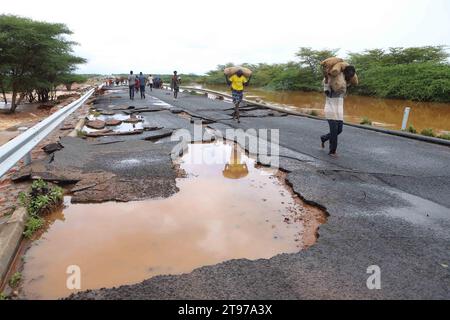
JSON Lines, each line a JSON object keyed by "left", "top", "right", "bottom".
{"left": 320, "top": 58, "right": 358, "bottom": 158}
{"left": 224, "top": 69, "right": 251, "bottom": 123}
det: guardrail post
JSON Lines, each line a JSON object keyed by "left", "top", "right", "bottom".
{"left": 17, "top": 127, "right": 32, "bottom": 165}
{"left": 401, "top": 107, "right": 411, "bottom": 131}
{"left": 23, "top": 152, "right": 32, "bottom": 165}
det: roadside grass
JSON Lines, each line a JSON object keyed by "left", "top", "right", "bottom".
{"left": 360, "top": 117, "right": 372, "bottom": 126}
{"left": 189, "top": 90, "right": 203, "bottom": 96}
{"left": 405, "top": 125, "right": 417, "bottom": 134}
{"left": 9, "top": 272, "right": 22, "bottom": 288}
{"left": 421, "top": 128, "right": 436, "bottom": 137}
{"left": 19, "top": 179, "right": 63, "bottom": 239}
{"left": 438, "top": 133, "right": 450, "bottom": 140}
{"left": 76, "top": 130, "right": 87, "bottom": 138}
{"left": 403, "top": 126, "right": 449, "bottom": 140}
{"left": 23, "top": 216, "right": 45, "bottom": 239}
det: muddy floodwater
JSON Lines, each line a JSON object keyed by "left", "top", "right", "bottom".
{"left": 200, "top": 85, "right": 450, "bottom": 134}
{"left": 20, "top": 142, "right": 325, "bottom": 299}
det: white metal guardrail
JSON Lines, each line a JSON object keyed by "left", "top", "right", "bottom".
{"left": 0, "top": 86, "right": 100, "bottom": 178}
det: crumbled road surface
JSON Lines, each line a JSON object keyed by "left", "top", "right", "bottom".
{"left": 41, "top": 87, "right": 448, "bottom": 300}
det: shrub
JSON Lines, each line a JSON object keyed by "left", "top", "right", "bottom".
{"left": 309, "top": 110, "right": 319, "bottom": 117}
{"left": 23, "top": 216, "right": 45, "bottom": 239}
{"left": 9, "top": 272, "right": 22, "bottom": 288}
{"left": 19, "top": 179, "right": 63, "bottom": 216}
{"left": 421, "top": 128, "right": 436, "bottom": 137}
{"left": 438, "top": 133, "right": 450, "bottom": 140}
{"left": 405, "top": 125, "right": 417, "bottom": 134}
{"left": 360, "top": 117, "right": 372, "bottom": 125}
{"left": 19, "top": 179, "right": 63, "bottom": 238}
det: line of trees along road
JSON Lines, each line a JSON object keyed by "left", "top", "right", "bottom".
{"left": 0, "top": 15, "right": 86, "bottom": 113}
{"left": 201, "top": 46, "right": 450, "bottom": 103}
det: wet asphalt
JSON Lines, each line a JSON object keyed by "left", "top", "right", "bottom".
{"left": 68, "top": 87, "right": 450, "bottom": 300}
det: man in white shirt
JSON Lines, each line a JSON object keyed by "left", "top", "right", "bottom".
{"left": 148, "top": 74, "right": 154, "bottom": 91}
{"left": 320, "top": 79, "right": 345, "bottom": 157}
{"left": 320, "top": 65, "right": 356, "bottom": 157}
{"left": 128, "top": 71, "right": 137, "bottom": 100}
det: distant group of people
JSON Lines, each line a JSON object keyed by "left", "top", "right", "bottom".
{"left": 126, "top": 71, "right": 180, "bottom": 101}
{"left": 127, "top": 71, "right": 148, "bottom": 100}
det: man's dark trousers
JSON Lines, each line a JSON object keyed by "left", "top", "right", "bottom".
{"left": 321, "top": 120, "right": 343, "bottom": 154}
{"left": 129, "top": 85, "right": 135, "bottom": 100}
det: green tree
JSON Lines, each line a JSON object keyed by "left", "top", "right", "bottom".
{"left": 348, "top": 46, "right": 449, "bottom": 67}
{"left": 385, "top": 46, "right": 449, "bottom": 64}
{"left": 295, "top": 47, "right": 339, "bottom": 79}
{"left": 59, "top": 74, "right": 88, "bottom": 91}
{"left": 0, "top": 15, "right": 86, "bottom": 112}
{"left": 348, "top": 46, "right": 450, "bottom": 101}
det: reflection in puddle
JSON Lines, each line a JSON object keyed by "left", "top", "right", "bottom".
{"left": 20, "top": 142, "right": 325, "bottom": 299}
{"left": 223, "top": 144, "right": 249, "bottom": 179}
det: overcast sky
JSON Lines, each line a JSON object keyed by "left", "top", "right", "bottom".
{"left": 2, "top": 0, "right": 450, "bottom": 75}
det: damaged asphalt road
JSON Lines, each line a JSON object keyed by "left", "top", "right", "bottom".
{"left": 18, "top": 87, "right": 449, "bottom": 299}
{"left": 13, "top": 137, "right": 179, "bottom": 203}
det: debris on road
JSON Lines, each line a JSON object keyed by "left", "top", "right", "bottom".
{"left": 86, "top": 119, "right": 106, "bottom": 130}
{"left": 42, "top": 142, "right": 63, "bottom": 154}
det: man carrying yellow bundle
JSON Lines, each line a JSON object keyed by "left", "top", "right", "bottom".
{"left": 225, "top": 69, "right": 251, "bottom": 123}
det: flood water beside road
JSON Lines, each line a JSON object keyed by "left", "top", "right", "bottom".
{"left": 20, "top": 142, "right": 326, "bottom": 299}
{"left": 200, "top": 85, "right": 450, "bottom": 134}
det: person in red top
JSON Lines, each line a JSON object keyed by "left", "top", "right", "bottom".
{"left": 135, "top": 78, "right": 140, "bottom": 93}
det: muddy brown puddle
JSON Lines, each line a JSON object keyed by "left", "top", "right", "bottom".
{"left": 20, "top": 142, "right": 325, "bottom": 299}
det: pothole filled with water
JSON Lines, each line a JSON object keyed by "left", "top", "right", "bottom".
{"left": 82, "top": 113, "right": 144, "bottom": 135}
{"left": 19, "top": 142, "right": 326, "bottom": 299}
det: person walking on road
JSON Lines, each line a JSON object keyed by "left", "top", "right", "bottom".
{"left": 320, "top": 66, "right": 355, "bottom": 157}
{"left": 128, "top": 71, "right": 136, "bottom": 100}
{"left": 139, "top": 72, "right": 146, "bottom": 99}
{"left": 135, "top": 77, "right": 140, "bottom": 94}
{"left": 171, "top": 71, "right": 181, "bottom": 100}
{"left": 148, "top": 74, "right": 154, "bottom": 91}
{"left": 225, "top": 69, "right": 251, "bottom": 123}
